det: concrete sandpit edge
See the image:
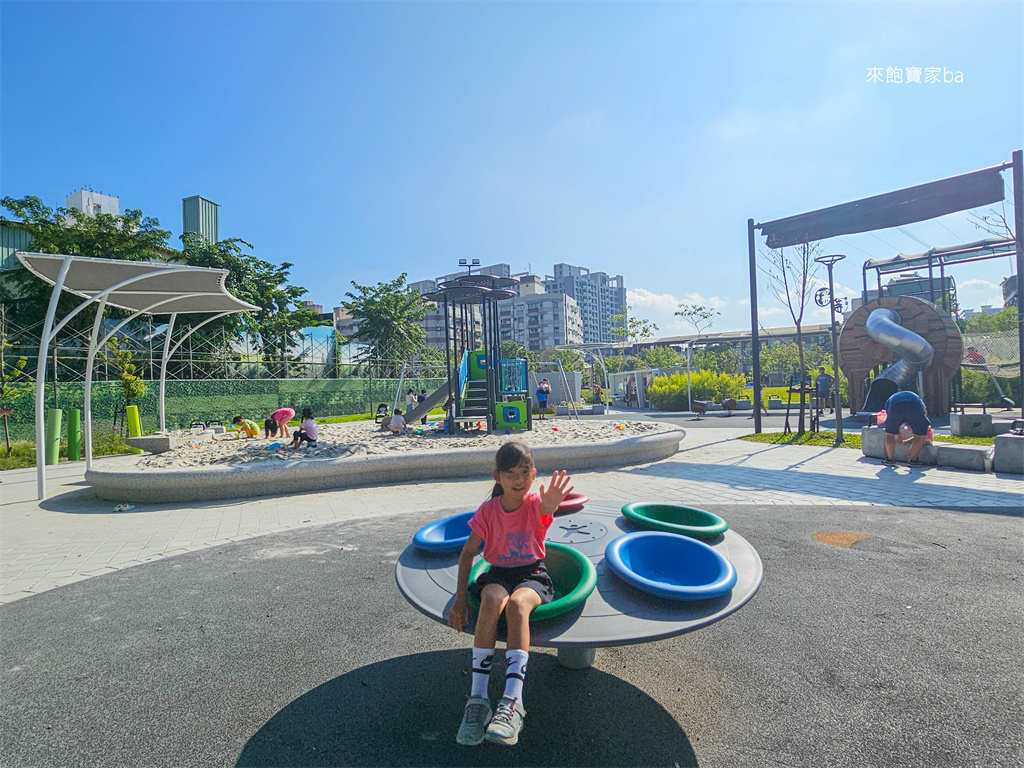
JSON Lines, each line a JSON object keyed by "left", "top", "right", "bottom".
{"left": 85, "top": 428, "right": 686, "bottom": 503}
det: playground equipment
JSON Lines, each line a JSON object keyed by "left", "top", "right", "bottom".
{"left": 604, "top": 531, "right": 738, "bottom": 602}
{"left": 413, "top": 510, "right": 475, "bottom": 553}
{"left": 468, "top": 542, "right": 598, "bottom": 622}
{"left": 421, "top": 274, "right": 531, "bottom": 433}
{"left": 396, "top": 500, "right": 762, "bottom": 669}
{"left": 555, "top": 492, "right": 589, "bottom": 516}
{"left": 839, "top": 295, "right": 962, "bottom": 417}
{"left": 621, "top": 502, "right": 729, "bottom": 540}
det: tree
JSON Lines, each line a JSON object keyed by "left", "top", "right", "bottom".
{"left": 761, "top": 242, "right": 823, "bottom": 433}
{"left": 674, "top": 303, "right": 720, "bottom": 411}
{"left": 176, "top": 232, "right": 325, "bottom": 378}
{"left": 0, "top": 306, "right": 33, "bottom": 456}
{"left": 501, "top": 340, "right": 532, "bottom": 362}
{"left": 963, "top": 307, "right": 1018, "bottom": 333}
{"left": 639, "top": 346, "right": 681, "bottom": 369}
{"left": 610, "top": 306, "right": 658, "bottom": 367}
{"left": 759, "top": 342, "right": 801, "bottom": 381}
{"left": 0, "top": 196, "right": 323, "bottom": 381}
{"left": 539, "top": 347, "right": 584, "bottom": 372}
{"left": 101, "top": 337, "right": 147, "bottom": 408}
{"left": 0, "top": 195, "right": 173, "bottom": 341}
{"left": 342, "top": 274, "right": 429, "bottom": 378}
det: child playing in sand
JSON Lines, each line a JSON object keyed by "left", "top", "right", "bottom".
{"left": 447, "top": 442, "right": 573, "bottom": 746}
{"left": 289, "top": 407, "right": 318, "bottom": 448}
{"left": 268, "top": 407, "right": 295, "bottom": 439}
{"left": 389, "top": 408, "right": 408, "bottom": 436}
{"left": 231, "top": 416, "right": 261, "bottom": 439}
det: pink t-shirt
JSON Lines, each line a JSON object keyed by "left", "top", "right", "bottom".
{"left": 271, "top": 407, "right": 295, "bottom": 425}
{"left": 469, "top": 492, "right": 554, "bottom": 568}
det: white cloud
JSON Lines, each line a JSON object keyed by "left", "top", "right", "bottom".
{"left": 959, "top": 279, "right": 999, "bottom": 292}
{"left": 627, "top": 287, "right": 686, "bottom": 313}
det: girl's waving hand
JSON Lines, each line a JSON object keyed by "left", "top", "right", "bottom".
{"left": 538, "top": 470, "right": 574, "bottom": 515}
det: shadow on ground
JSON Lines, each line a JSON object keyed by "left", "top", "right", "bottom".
{"left": 236, "top": 649, "right": 696, "bottom": 768}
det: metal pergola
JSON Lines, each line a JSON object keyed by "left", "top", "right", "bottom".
{"left": 18, "top": 252, "right": 259, "bottom": 499}
{"left": 746, "top": 151, "right": 1024, "bottom": 431}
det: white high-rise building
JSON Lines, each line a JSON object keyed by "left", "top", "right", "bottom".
{"left": 544, "top": 263, "right": 626, "bottom": 344}
{"left": 66, "top": 189, "right": 120, "bottom": 217}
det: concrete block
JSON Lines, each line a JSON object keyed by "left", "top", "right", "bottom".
{"left": 590, "top": 404, "right": 606, "bottom": 415}
{"left": 934, "top": 444, "right": 991, "bottom": 473}
{"left": 993, "top": 435, "right": 1024, "bottom": 474}
{"left": 736, "top": 399, "right": 752, "bottom": 410}
{"left": 124, "top": 435, "right": 179, "bottom": 454}
{"left": 709, "top": 403, "right": 723, "bottom": 411}
{"left": 860, "top": 427, "right": 938, "bottom": 464}
{"left": 768, "top": 398, "right": 783, "bottom": 410}
{"left": 950, "top": 413, "right": 993, "bottom": 437}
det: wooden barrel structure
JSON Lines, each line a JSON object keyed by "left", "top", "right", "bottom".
{"left": 838, "top": 295, "right": 962, "bottom": 417}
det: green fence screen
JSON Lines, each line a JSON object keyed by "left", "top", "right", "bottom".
{"left": 2, "top": 377, "right": 447, "bottom": 441}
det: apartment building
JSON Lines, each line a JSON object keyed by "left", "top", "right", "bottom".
{"left": 544, "top": 263, "right": 626, "bottom": 344}
{"left": 497, "top": 275, "right": 583, "bottom": 353}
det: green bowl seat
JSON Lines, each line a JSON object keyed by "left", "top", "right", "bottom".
{"left": 621, "top": 502, "right": 728, "bottom": 540}
{"left": 467, "top": 542, "right": 597, "bottom": 621}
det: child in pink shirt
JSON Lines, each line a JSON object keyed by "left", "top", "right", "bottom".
{"left": 448, "top": 442, "right": 573, "bottom": 747}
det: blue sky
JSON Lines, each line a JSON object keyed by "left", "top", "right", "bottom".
{"left": 2, "top": 1, "right": 1021, "bottom": 335}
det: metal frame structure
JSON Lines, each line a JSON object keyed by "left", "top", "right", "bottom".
{"left": 746, "top": 151, "right": 1024, "bottom": 431}
{"left": 17, "top": 252, "right": 258, "bottom": 499}
{"left": 422, "top": 274, "right": 518, "bottom": 430}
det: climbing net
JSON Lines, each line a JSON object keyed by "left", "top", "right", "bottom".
{"left": 961, "top": 329, "right": 1020, "bottom": 379}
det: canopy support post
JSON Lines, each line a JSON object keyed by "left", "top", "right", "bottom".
{"left": 34, "top": 256, "right": 72, "bottom": 500}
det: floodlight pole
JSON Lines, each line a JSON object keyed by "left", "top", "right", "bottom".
{"left": 1012, "top": 149, "right": 1023, "bottom": 419}
{"left": 815, "top": 253, "right": 846, "bottom": 444}
{"left": 748, "top": 219, "right": 763, "bottom": 433}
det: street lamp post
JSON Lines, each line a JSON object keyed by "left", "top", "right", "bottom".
{"left": 815, "top": 253, "right": 846, "bottom": 444}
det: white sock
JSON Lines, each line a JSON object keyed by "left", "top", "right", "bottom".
{"left": 502, "top": 649, "right": 529, "bottom": 706}
{"left": 471, "top": 647, "right": 494, "bottom": 699}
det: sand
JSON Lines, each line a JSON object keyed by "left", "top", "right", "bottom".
{"left": 135, "top": 419, "right": 675, "bottom": 470}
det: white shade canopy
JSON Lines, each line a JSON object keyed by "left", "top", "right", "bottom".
{"left": 17, "top": 252, "right": 261, "bottom": 314}
{"left": 19, "top": 251, "right": 260, "bottom": 500}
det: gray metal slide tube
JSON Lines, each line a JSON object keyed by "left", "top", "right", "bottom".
{"left": 865, "top": 308, "right": 934, "bottom": 388}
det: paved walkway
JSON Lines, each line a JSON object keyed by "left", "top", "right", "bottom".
{"left": 2, "top": 427, "right": 1020, "bottom": 604}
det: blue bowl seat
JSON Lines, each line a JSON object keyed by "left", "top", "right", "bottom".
{"left": 413, "top": 511, "right": 474, "bottom": 553}
{"left": 604, "top": 531, "right": 737, "bottom": 601}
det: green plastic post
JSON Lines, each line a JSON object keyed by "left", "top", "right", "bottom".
{"left": 67, "top": 409, "right": 82, "bottom": 461}
{"left": 125, "top": 405, "right": 144, "bottom": 454}
{"left": 45, "top": 408, "right": 63, "bottom": 466}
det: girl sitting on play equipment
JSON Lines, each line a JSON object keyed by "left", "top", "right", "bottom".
{"left": 447, "top": 442, "right": 573, "bottom": 747}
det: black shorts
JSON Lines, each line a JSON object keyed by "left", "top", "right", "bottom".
{"left": 884, "top": 401, "right": 931, "bottom": 436}
{"left": 469, "top": 560, "right": 555, "bottom": 604}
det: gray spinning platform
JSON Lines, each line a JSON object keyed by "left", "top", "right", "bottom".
{"left": 396, "top": 500, "right": 763, "bottom": 668}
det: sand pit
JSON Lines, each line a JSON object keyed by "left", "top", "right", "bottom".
{"left": 135, "top": 420, "right": 673, "bottom": 470}
{"left": 88, "top": 420, "right": 685, "bottom": 503}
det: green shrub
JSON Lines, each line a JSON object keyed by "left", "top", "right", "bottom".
{"left": 648, "top": 371, "right": 746, "bottom": 410}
